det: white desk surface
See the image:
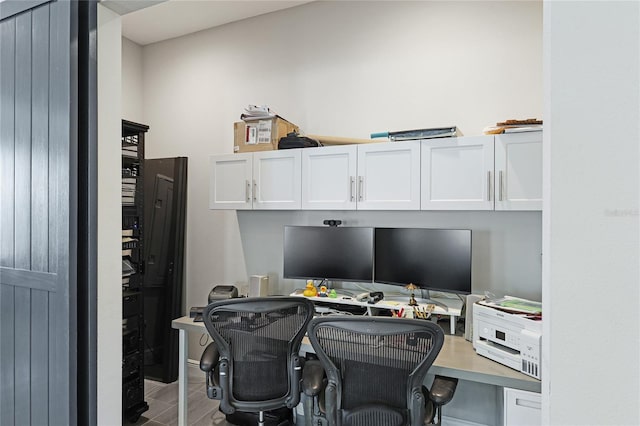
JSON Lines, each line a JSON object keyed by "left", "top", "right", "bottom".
{"left": 171, "top": 316, "right": 540, "bottom": 393}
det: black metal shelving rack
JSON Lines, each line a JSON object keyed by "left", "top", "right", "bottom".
{"left": 121, "top": 120, "right": 150, "bottom": 423}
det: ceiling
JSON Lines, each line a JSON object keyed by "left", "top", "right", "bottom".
{"left": 108, "top": 0, "right": 313, "bottom": 46}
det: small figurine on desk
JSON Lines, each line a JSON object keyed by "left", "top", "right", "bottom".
{"left": 317, "top": 285, "right": 329, "bottom": 297}
{"left": 328, "top": 289, "right": 338, "bottom": 298}
{"left": 303, "top": 280, "right": 317, "bottom": 297}
{"left": 406, "top": 283, "right": 419, "bottom": 306}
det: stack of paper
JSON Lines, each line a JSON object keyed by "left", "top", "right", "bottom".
{"left": 240, "top": 104, "right": 276, "bottom": 121}
{"left": 478, "top": 296, "right": 542, "bottom": 318}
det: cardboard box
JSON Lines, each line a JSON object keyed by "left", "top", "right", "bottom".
{"left": 234, "top": 117, "right": 299, "bottom": 153}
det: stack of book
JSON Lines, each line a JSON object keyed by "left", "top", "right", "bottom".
{"left": 122, "top": 236, "right": 138, "bottom": 257}
{"left": 483, "top": 119, "right": 543, "bottom": 135}
{"left": 122, "top": 177, "right": 136, "bottom": 205}
{"left": 122, "top": 145, "right": 138, "bottom": 158}
{"left": 122, "top": 134, "right": 139, "bottom": 158}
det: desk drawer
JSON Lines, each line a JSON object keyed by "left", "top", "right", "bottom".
{"left": 504, "top": 388, "right": 541, "bottom": 425}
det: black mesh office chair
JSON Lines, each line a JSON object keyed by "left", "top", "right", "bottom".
{"left": 199, "top": 297, "right": 315, "bottom": 426}
{"left": 302, "top": 316, "right": 458, "bottom": 426}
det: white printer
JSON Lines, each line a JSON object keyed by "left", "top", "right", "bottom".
{"left": 472, "top": 299, "right": 542, "bottom": 380}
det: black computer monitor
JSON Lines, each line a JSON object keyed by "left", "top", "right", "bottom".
{"left": 374, "top": 228, "right": 472, "bottom": 294}
{"left": 283, "top": 226, "right": 374, "bottom": 282}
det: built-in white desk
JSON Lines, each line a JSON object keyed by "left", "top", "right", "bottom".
{"left": 171, "top": 315, "right": 540, "bottom": 426}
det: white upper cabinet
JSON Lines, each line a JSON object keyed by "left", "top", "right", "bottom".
{"left": 209, "top": 150, "right": 301, "bottom": 210}
{"left": 421, "top": 136, "right": 495, "bottom": 210}
{"left": 252, "top": 149, "right": 302, "bottom": 210}
{"left": 301, "top": 145, "right": 358, "bottom": 210}
{"left": 210, "top": 133, "right": 541, "bottom": 212}
{"left": 209, "top": 153, "right": 253, "bottom": 210}
{"left": 494, "top": 132, "right": 542, "bottom": 211}
{"left": 356, "top": 141, "right": 422, "bottom": 210}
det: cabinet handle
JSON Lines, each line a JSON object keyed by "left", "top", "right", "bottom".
{"left": 515, "top": 398, "right": 541, "bottom": 410}
{"left": 499, "top": 171, "right": 504, "bottom": 201}
{"left": 358, "top": 176, "right": 364, "bottom": 202}
{"left": 487, "top": 171, "right": 492, "bottom": 201}
{"left": 350, "top": 176, "right": 355, "bottom": 202}
{"left": 252, "top": 180, "right": 257, "bottom": 202}
{"left": 245, "top": 180, "right": 251, "bottom": 202}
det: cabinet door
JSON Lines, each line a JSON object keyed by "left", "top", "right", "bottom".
{"left": 356, "top": 141, "right": 421, "bottom": 210}
{"left": 209, "top": 153, "right": 253, "bottom": 210}
{"left": 302, "top": 145, "right": 357, "bottom": 210}
{"left": 495, "top": 132, "right": 542, "bottom": 211}
{"left": 421, "top": 136, "right": 494, "bottom": 210}
{"left": 253, "top": 149, "right": 302, "bottom": 210}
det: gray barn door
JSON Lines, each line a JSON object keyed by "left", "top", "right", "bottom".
{"left": 0, "top": 1, "right": 78, "bottom": 424}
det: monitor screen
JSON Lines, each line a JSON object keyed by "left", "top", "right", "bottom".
{"left": 283, "top": 226, "right": 374, "bottom": 282}
{"left": 374, "top": 228, "right": 471, "bottom": 294}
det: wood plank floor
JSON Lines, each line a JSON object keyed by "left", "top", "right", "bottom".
{"left": 126, "top": 363, "right": 233, "bottom": 426}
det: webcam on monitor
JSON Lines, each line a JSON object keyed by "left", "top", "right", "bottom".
{"left": 323, "top": 219, "right": 342, "bottom": 227}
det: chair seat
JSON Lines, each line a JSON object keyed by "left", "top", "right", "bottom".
{"left": 341, "top": 404, "right": 407, "bottom": 426}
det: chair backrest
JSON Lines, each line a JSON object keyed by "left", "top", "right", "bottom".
{"left": 203, "top": 297, "right": 315, "bottom": 413}
{"left": 307, "top": 316, "right": 445, "bottom": 426}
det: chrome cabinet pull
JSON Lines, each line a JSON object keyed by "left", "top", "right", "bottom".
{"left": 487, "top": 171, "right": 492, "bottom": 201}
{"left": 252, "top": 180, "right": 257, "bottom": 202}
{"left": 358, "top": 176, "right": 364, "bottom": 202}
{"left": 350, "top": 176, "right": 355, "bottom": 202}
{"left": 245, "top": 180, "right": 251, "bottom": 202}
{"left": 499, "top": 171, "right": 504, "bottom": 201}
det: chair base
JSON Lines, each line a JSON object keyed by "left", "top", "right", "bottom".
{"left": 225, "top": 407, "right": 293, "bottom": 426}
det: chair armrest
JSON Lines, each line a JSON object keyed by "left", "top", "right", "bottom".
{"left": 302, "top": 359, "right": 326, "bottom": 397}
{"left": 429, "top": 375, "right": 458, "bottom": 406}
{"left": 199, "top": 342, "right": 219, "bottom": 373}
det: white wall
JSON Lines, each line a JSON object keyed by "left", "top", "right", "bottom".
{"left": 543, "top": 1, "right": 640, "bottom": 424}
{"left": 122, "top": 37, "right": 144, "bottom": 123}
{"left": 97, "top": 4, "right": 122, "bottom": 424}
{"left": 126, "top": 0, "right": 544, "bottom": 360}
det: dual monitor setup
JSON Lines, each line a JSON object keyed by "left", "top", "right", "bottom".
{"left": 283, "top": 224, "right": 472, "bottom": 296}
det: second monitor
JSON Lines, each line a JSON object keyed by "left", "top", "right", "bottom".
{"left": 374, "top": 228, "right": 472, "bottom": 294}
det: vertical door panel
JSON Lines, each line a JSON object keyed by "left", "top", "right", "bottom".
{"left": 302, "top": 145, "right": 357, "bottom": 210}
{"left": 357, "top": 141, "right": 421, "bottom": 210}
{"left": 0, "top": 2, "right": 74, "bottom": 424}
{"left": 209, "top": 153, "right": 253, "bottom": 209}
{"left": 421, "top": 136, "right": 495, "bottom": 210}
{"left": 495, "top": 132, "right": 543, "bottom": 211}
{"left": 253, "top": 150, "right": 302, "bottom": 210}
